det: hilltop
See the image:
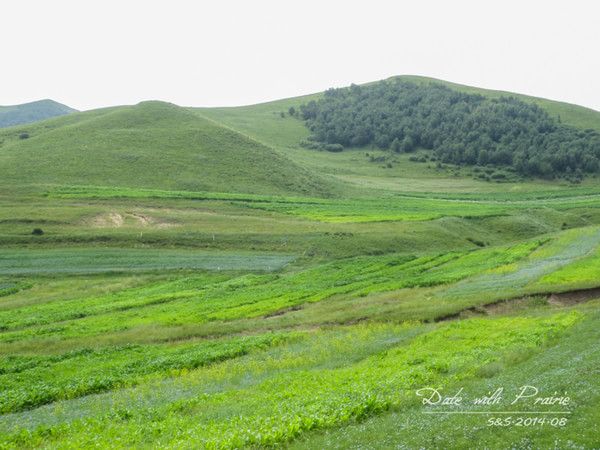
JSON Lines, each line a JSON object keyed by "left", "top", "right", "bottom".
{"left": 200, "top": 75, "right": 600, "bottom": 146}
{"left": 396, "top": 75, "right": 600, "bottom": 132}
{"left": 0, "top": 99, "right": 76, "bottom": 128}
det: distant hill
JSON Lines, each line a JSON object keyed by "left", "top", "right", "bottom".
{"left": 0, "top": 99, "right": 76, "bottom": 128}
{"left": 0, "top": 101, "right": 333, "bottom": 196}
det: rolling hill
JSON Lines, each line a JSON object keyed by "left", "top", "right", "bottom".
{"left": 0, "top": 99, "right": 76, "bottom": 128}
{"left": 294, "top": 79, "right": 600, "bottom": 178}
{"left": 2, "top": 77, "right": 600, "bottom": 448}
{"left": 199, "top": 75, "right": 600, "bottom": 149}
{"left": 2, "top": 76, "right": 600, "bottom": 198}
{"left": 0, "top": 101, "right": 334, "bottom": 196}
{"left": 198, "top": 75, "right": 600, "bottom": 194}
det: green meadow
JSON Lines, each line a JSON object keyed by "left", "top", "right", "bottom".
{"left": 1, "top": 76, "right": 600, "bottom": 448}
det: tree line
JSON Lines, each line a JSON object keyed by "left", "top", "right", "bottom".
{"left": 299, "top": 80, "right": 600, "bottom": 178}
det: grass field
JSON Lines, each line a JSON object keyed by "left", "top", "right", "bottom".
{"left": 1, "top": 78, "right": 600, "bottom": 448}
{"left": 0, "top": 248, "right": 294, "bottom": 275}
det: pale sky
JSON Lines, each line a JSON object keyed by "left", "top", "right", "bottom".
{"left": 2, "top": 0, "right": 599, "bottom": 111}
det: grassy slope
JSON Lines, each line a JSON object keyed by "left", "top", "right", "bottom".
{"left": 1, "top": 78, "right": 600, "bottom": 448}
{"left": 292, "top": 308, "right": 600, "bottom": 449}
{"left": 0, "top": 101, "right": 333, "bottom": 197}
{"left": 198, "top": 75, "right": 600, "bottom": 197}
{"left": 0, "top": 100, "right": 76, "bottom": 128}
{"left": 200, "top": 74, "right": 600, "bottom": 138}
{"left": 2, "top": 76, "right": 599, "bottom": 199}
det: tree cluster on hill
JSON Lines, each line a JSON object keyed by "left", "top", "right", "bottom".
{"left": 299, "top": 80, "right": 600, "bottom": 178}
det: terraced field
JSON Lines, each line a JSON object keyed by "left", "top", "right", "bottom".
{"left": 46, "top": 184, "right": 600, "bottom": 223}
{"left": 1, "top": 212, "right": 599, "bottom": 448}
{"left": 0, "top": 313, "right": 581, "bottom": 448}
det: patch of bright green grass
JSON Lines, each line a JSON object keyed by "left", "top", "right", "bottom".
{"left": 0, "top": 332, "right": 292, "bottom": 414}
{"left": 46, "top": 184, "right": 600, "bottom": 223}
{"left": 0, "top": 313, "right": 579, "bottom": 448}
{"left": 291, "top": 310, "right": 598, "bottom": 449}
{"left": 533, "top": 245, "right": 600, "bottom": 291}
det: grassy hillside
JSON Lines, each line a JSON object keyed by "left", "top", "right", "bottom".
{"left": 0, "top": 101, "right": 333, "bottom": 197}
{"left": 297, "top": 79, "right": 600, "bottom": 179}
{"left": 199, "top": 77, "right": 600, "bottom": 196}
{"left": 199, "top": 75, "right": 600, "bottom": 147}
{"left": 1, "top": 78, "right": 600, "bottom": 448}
{"left": 0, "top": 99, "right": 75, "bottom": 128}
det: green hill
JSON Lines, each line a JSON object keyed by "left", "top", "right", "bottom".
{"left": 199, "top": 75, "right": 600, "bottom": 189}
{"left": 294, "top": 79, "right": 600, "bottom": 178}
{"left": 199, "top": 75, "right": 600, "bottom": 150}
{"left": 0, "top": 101, "right": 333, "bottom": 196}
{"left": 0, "top": 99, "right": 76, "bottom": 128}
{"left": 3, "top": 77, "right": 598, "bottom": 198}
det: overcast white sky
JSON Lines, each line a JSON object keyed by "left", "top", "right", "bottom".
{"left": 1, "top": 0, "right": 598, "bottom": 111}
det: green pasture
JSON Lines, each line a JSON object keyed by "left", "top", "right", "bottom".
{"left": 44, "top": 184, "right": 600, "bottom": 223}
{"left": 1, "top": 202, "right": 599, "bottom": 449}
{"left": 1, "top": 77, "right": 600, "bottom": 448}
{"left": 0, "top": 312, "right": 582, "bottom": 448}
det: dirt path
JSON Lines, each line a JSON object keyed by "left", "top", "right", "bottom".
{"left": 547, "top": 286, "right": 600, "bottom": 306}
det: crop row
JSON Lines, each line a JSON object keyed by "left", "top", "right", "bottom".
{"left": 0, "top": 333, "right": 292, "bottom": 414}
{"left": 0, "top": 241, "right": 540, "bottom": 345}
